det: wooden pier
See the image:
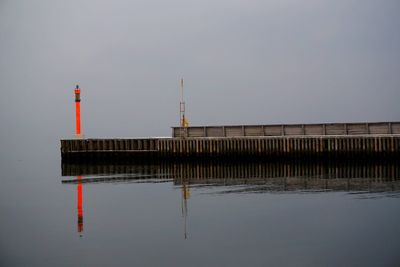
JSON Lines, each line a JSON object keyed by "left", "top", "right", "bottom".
{"left": 61, "top": 122, "right": 400, "bottom": 162}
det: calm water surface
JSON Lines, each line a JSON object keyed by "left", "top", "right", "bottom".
{"left": 1, "top": 151, "right": 400, "bottom": 266}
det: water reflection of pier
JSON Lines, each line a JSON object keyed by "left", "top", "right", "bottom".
{"left": 62, "top": 160, "right": 400, "bottom": 193}
{"left": 62, "top": 160, "right": 400, "bottom": 238}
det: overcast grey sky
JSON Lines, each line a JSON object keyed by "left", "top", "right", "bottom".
{"left": 0, "top": 0, "right": 399, "bottom": 148}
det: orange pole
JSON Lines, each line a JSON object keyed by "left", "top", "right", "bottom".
{"left": 75, "top": 102, "right": 81, "bottom": 135}
{"left": 74, "top": 85, "right": 81, "bottom": 137}
{"left": 77, "top": 175, "right": 83, "bottom": 234}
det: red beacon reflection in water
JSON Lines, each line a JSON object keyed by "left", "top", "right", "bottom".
{"left": 77, "top": 176, "right": 83, "bottom": 235}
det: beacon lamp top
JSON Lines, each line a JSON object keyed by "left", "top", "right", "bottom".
{"left": 75, "top": 85, "right": 81, "bottom": 102}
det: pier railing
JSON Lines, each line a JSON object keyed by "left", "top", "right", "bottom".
{"left": 172, "top": 122, "right": 400, "bottom": 138}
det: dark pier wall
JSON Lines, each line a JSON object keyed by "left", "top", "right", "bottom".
{"left": 158, "top": 136, "right": 399, "bottom": 158}
{"left": 61, "top": 135, "right": 400, "bottom": 161}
